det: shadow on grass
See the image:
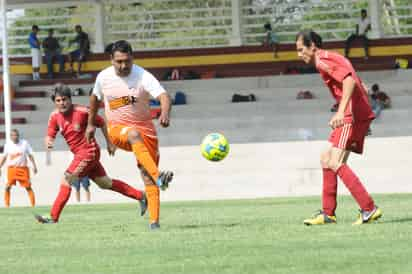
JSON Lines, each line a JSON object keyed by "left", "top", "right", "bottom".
{"left": 176, "top": 222, "right": 241, "bottom": 230}
{"left": 378, "top": 217, "right": 412, "bottom": 224}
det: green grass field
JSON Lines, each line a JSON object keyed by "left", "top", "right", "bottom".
{"left": 1, "top": 194, "right": 412, "bottom": 274}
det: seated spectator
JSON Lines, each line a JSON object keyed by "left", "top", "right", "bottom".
{"left": 263, "top": 23, "right": 279, "bottom": 58}
{"left": 42, "top": 29, "right": 65, "bottom": 79}
{"left": 67, "top": 25, "right": 90, "bottom": 77}
{"left": 370, "top": 83, "right": 391, "bottom": 118}
{"left": 345, "top": 9, "right": 371, "bottom": 59}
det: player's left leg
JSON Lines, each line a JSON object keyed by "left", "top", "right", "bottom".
{"left": 93, "top": 175, "right": 147, "bottom": 216}
{"left": 24, "top": 186, "right": 36, "bottom": 207}
{"left": 4, "top": 185, "right": 12, "bottom": 207}
{"left": 328, "top": 147, "right": 382, "bottom": 225}
{"left": 90, "top": 160, "right": 147, "bottom": 216}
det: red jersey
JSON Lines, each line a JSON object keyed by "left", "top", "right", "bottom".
{"left": 47, "top": 104, "right": 105, "bottom": 153}
{"left": 315, "top": 49, "right": 375, "bottom": 123}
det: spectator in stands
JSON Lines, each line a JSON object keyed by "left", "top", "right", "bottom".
{"left": 72, "top": 176, "right": 91, "bottom": 202}
{"left": 344, "top": 9, "right": 371, "bottom": 59}
{"left": 42, "top": 29, "right": 65, "bottom": 79}
{"left": 28, "top": 25, "right": 41, "bottom": 80}
{"left": 263, "top": 23, "right": 279, "bottom": 58}
{"left": 370, "top": 83, "right": 391, "bottom": 118}
{"left": 67, "top": 25, "right": 90, "bottom": 77}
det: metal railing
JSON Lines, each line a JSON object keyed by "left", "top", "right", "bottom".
{"left": 0, "top": 0, "right": 411, "bottom": 57}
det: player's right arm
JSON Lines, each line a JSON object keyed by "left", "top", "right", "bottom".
{"left": 95, "top": 114, "right": 116, "bottom": 156}
{"left": 86, "top": 75, "right": 103, "bottom": 143}
{"left": 46, "top": 113, "right": 59, "bottom": 150}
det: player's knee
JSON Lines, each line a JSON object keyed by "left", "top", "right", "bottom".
{"left": 5, "top": 186, "right": 11, "bottom": 192}
{"left": 327, "top": 159, "right": 341, "bottom": 172}
{"left": 25, "top": 187, "right": 32, "bottom": 191}
{"left": 64, "top": 173, "right": 78, "bottom": 185}
{"left": 320, "top": 152, "right": 330, "bottom": 168}
{"left": 127, "top": 130, "right": 142, "bottom": 143}
{"left": 141, "top": 173, "right": 154, "bottom": 186}
{"left": 94, "top": 177, "right": 112, "bottom": 189}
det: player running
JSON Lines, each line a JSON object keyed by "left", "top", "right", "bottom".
{"left": 295, "top": 30, "right": 382, "bottom": 225}
{"left": 0, "top": 129, "right": 38, "bottom": 207}
{"left": 86, "top": 40, "right": 173, "bottom": 230}
{"left": 35, "top": 84, "right": 147, "bottom": 224}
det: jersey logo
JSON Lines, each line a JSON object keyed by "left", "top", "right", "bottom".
{"left": 10, "top": 153, "right": 23, "bottom": 160}
{"left": 73, "top": 123, "right": 81, "bottom": 131}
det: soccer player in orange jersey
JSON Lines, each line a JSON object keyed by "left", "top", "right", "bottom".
{"left": 0, "top": 129, "right": 37, "bottom": 207}
{"left": 86, "top": 40, "right": 173, "bottom": 230}
{"left": 295, "top": 30, "right": 382, "bottom": 225}
{"left": 35, "top": 84, "right": 147, "bottom": 224}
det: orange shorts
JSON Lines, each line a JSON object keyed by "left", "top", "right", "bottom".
{"left": 7, "top": 166, "right": 31, "bottom": 188}
{"left": 108, "top": 124, "right": 159, "bottom": 165}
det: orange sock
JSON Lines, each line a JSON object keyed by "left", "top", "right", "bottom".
{"left": 145, "top": 184, "right": 160, "bottom": 224}
{"left": 132, "top": 142, "right": 159, "bottom": 183}
{"left": 4, "top": 190, "right": 10, "bottom": 207}
{"left": 27, "top": 189, "right": 36, "bottom": 207}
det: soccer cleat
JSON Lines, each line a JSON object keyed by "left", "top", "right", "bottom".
{"left": 34, "top": 214, "right": 56, "bottom": 224}
{"left": 149, "top": 222, "right": 160, "bottom": 230}
{"left": 304, "top": 211, "right": 337, "bottom": 226}
{"left": 156, "top": 171, "right": 174, "bottom": 191}
{"left": 139, "top": 192, "right": 148, "bottom": 216}
{"left": 352, "top": 207, "right": 382, "bottom": 225}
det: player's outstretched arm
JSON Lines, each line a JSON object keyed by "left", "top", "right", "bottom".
{"left": 86, "top": 94, "right": 100, "bottom": 143}
{"left": 157, "top": 92, "right": 171, "bottom": 128}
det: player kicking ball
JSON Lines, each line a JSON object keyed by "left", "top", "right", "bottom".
{"left": 35, "top": 84, "right": 148, "bottom": 224}
{"left": 295, "top": 30, "right": 382, "bottom": 225}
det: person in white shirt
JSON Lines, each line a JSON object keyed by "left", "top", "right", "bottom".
{"left": 0, "top": 129, "right": 38, "bottom": 207}
{"left": 345, "top": 9, "right": 371, "bottom": 59}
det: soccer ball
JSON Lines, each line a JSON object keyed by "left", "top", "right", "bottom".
{"left": 201, "top": 133, "right": 229, "bottom": 161}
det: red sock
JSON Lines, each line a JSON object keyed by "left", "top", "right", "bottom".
{"left": 50, "top": 184, "right": 71, "bottom": 222}
{"left": 322, "top": 168, "right": 337, "bottom": 216}
{"left": 111, "top": 179, "right": 143, "bottom": 200}
{"left": 337, "top": 164, "right": 375, "bottom": 211}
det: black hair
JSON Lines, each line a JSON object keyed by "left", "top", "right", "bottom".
{"left": 361, "top": 9, "right": 367, "bottom": 14}
{"left": 264, "top": 23, "right": 272, "bottom": 31}
{"left": 110, "top": 40, "right": 133, "bottom": 56}
{"left": 50, "top": 83, "right": 72, "bottom": 102}
{"left": 295, "top": 29, "right": 322, "bottom": 48}
{"left": 32, "top": 25, "right": 39, "bottom": 31}
{"left": 48, "top": 28, "right": 54, "bottom": 33}
{"left": 75, "top": 25, "right": 82, "bottom": 30}
{"left": 371, "top": 83, "right": 379, "bottom": 91}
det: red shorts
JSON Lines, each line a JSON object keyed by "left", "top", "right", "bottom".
{"left": 66, "top": 145, "right": 107, "bottom": 179}
{"left": 328, "top": 120, "right": 371, "bottom": 154}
